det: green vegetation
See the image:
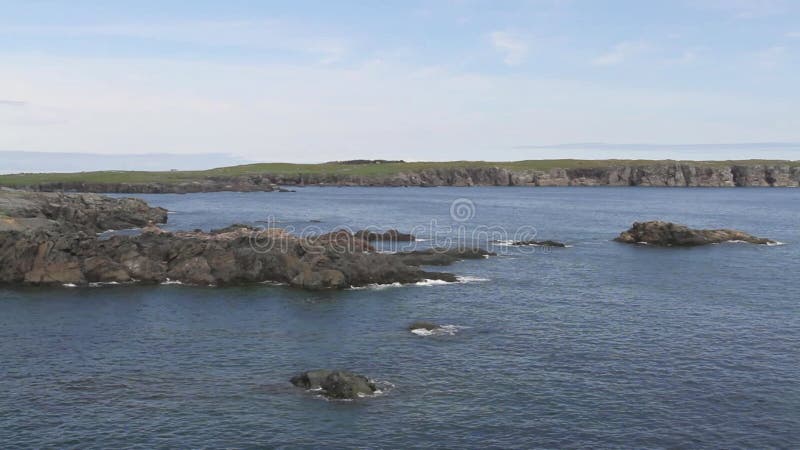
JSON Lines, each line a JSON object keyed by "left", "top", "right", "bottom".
{"left": 1, "top": 159, "right": 798, "bottom": 187}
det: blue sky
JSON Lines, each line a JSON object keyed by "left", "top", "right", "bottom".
{"left": 1, "top": 0, "right": 799, "bottom": 163}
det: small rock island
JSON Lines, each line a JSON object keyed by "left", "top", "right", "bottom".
{"left": 615, "top": 221, "right": 778, "bottom": 246}
{"left": 290, "top": 370, "right": 378, "bottom": 400}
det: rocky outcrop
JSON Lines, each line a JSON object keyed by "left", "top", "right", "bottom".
{"left": 354, "top": 229, "right": 415, "bottom": 242}
{"left": 10, "top": 163, "right": 800, "bottom": 193}
{"left": 0, "top": 188, "right": 167, "bottom": 233}
{"left": 0, "top": 190, "right": 483, "bottom": 288}
{"left": 615, "top": 221, "right": 777, "bottom": 246}
{"left": 493, "top": 239, "right": 567, "bottom": 247}
{"left": 1, "top": 225, "right": 467, "bottom": 288}
{"left": 290, "top": 370, "right": 377, "bottom": 399}
{"left": 396, "top": 247, "right": 495, "bottom": 266}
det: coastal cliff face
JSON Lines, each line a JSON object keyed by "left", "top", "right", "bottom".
{"left": 10, "top": 163, "right": 800, "bottom": 193}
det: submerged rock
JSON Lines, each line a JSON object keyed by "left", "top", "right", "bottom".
{"left": 407, "top": 321, "right": 440, "bottom": 331}
{"left": 493, "top": 239, "right": 567, "bottom": 247}
{"left": 290, "top": 370, "right": 377, "bottom": 399}
{"left": 615, "top": 221, "right": 777, "bottom": 246}
{"left": 396, "top": 247, "right": 495, "bottom": 266}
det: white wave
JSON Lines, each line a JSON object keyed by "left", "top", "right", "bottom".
{"left": 62, "top": 283, "right": 77, "bottom": 288}
{"left": 88, "top": 281, "right": 121, "bottom": 287}
{"left": 414, "top": 238, "right": 431, "bottom": 242}
{"left": 160, "top": 279, "right": 183, "bottom": 285}
{"left": 411, "top": 324, "right": 462, "bottom": 336}
{"left": 635, "top": 241, "right": 650, "bottom": 245}
{"left": 350, "top": 275, "right": 488, "bottom": 290}
{"left": 456, "top": 275, "right": 489, "bottom": 283}
{"left": 349, "top": 282, "right": 404, "bottom": 290}
{"left": 490, "top": 240, "right": 515, "bottom": 247}
{"left": 724, "top": 240, "right": 786, "bottom": 246}
{"left": 363, "top": 380, "right": 395, "bottom": 397}
{"left": 413, "top": 279, "right": 451, "bottom": 286}
{"left": 311, "top": 380, "right": 393, "bottom": 401}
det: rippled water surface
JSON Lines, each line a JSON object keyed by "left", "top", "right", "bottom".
{"left": 2, "top": 187, "right": 799, "bottom": 448}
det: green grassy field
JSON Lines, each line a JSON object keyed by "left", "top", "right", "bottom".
{"left": 1, "top": 159, "right": 797, "bottom": 187}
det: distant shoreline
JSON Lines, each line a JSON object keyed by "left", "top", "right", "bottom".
{"left": 1, "top": 159, "right": 799, "bottom": 192}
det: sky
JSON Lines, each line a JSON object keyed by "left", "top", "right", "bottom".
{"left": 1, "top": 0, "right": 800, "bottom": 165}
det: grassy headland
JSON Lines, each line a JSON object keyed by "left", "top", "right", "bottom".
{"left": 1, "top": 159, "right": 798, "bottom": 188}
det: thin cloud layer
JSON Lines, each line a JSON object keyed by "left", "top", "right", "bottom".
{"left": 0, "top": 1, "right": 798, "bottom": 161}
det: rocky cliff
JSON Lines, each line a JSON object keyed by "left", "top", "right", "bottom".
{"left": 13, "top": 163, "right": 800, "bottom": 193}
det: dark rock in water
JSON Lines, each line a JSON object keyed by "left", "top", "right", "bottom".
{"left": 494, "top": 239, "right": 567, "bottom": 247}
{"left": 209, "top": 224, "right": 259, "bottom": 234}
{"left": 290, "top": 370, "right": 377, "bottom": 399}
{"left": 396, "top": 247, "right": 495, "bottom": 266}
{"left": 615, "top": 221, "right": 777, "bottom": 246}
{"left": 354, "top": 229, "right": 415, "bottom": 242}
{"left": 0, "top": 190, "right": 481, "bottom": 289}
{"left": 408, "top": 321, "right": 440, "bottom": 331}
{"left": 290, "top": 369, "right": 333, "bottom": 389}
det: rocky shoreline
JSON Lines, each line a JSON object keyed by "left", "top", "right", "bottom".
{"left": 0, "top": 189, "right": 782, "bottom": 288}
{"left": 8, "top": 163, "right": 800, "bottom": 193}
{"left": 0, "top": 189, "right": 487, "bottom": 288}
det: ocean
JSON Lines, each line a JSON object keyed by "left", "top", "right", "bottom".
{"left": 1, "top": 187, "right": 799, "bottom": 448}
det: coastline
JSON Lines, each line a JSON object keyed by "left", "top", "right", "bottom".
{"left": 1, "top": 160, "right": 799, "bottom": 193}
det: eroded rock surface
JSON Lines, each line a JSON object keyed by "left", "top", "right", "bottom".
{"left": 0, "top": 190, "right": 483, "bottom": 288}
{"left": 290, "top": 370, "right": 377, "bottom": 399}
{"left": 615, "top": 221, "right": 777, "bottom": 246}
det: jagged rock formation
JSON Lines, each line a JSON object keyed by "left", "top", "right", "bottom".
{"left": 290, "top": 370, "right": 377, "bottom": 399}
{"left": 11, "top": 163, "right": 800, "bottom": 193}
{"left": 615, "top": 221, "right": 777, "bottom": 246}
{"left": 354, "top": 229, "right": 415, "bottom": 242}
{"left": 0, "top": 190, "right": 485, "bottom": 288}
{"left": 0, "top": 188, "right": 167, "bottom": 233}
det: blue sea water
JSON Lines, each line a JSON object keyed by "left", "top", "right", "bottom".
{"left": 1, "top": 187, "right": 799, "bottom": 449}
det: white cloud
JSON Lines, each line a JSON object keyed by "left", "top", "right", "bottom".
{"left": 489, "top": 31, "right": 529, "bottom": 66}
{"left": 592, "top": 41, "right": 648, "bottom": 66}
{"left": 0, "top": 20, "right": 350, "bottom": 65}
{"left": 755, "top": 45, "right": 787, "bottom": 68}
{"left": 1, "top": 53, "right": 797, "bottom": 161}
